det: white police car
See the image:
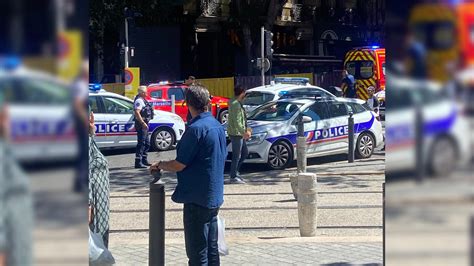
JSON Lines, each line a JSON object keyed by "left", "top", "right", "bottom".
{"left": 89, "top": 86, "right": 185, "bottom": 151}
{"left": 228, "top": 96, "right": 384, "bottom": 170}
{"left": 0, "top": 58, "right": 77, "bottom": 162}
{"left": 243, "top": 77, "right": 335, "bottom": 113}
{"left": 385, "top": 77, "right": 471, "bottom": 176}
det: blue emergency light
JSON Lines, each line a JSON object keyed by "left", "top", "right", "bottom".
{"left": 371, "top": 45, "right": 380, "bottom": 49}
{"left": 89, "top": 83, "right": 102, "bottom": 91}
{"left": 278, "top": 90, "right": 289, "bottom": 97}
{"left": 274, "top": 77, "right": 310, "bottom": 85}
{"left": 0, "top": 56, "right": 21, "bottom": 70}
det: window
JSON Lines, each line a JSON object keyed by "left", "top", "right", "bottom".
{"left": 327, "top": 102, "right": 348, "bottom": 117}
{"left": 103, "top": 97, "right": 134, "bottom": 114}
{"left": 150, "top": 89, "right": 163, "bottom": 99}
{"left": 4, "top": 78, "right": 71, "bottom": 104}
{"left": 301, "top": 103, "right": 329, "bottom": 121}
{"left": 247, "top": 102, "right": 302, "bottom": 121}
{"left": 89, "top": 96, "right": 101, "bottom": 113}
{"left": 243, "top": 91, "right": 275, "bottom": 106}
{"left": 345, "top": 61, "right": 374, "bottom": 80}
{"left": 347, "top": 103, "right": 366, "bottom": 114}
{"left": 168, "top": 87, "right": 185, "bottom": 101}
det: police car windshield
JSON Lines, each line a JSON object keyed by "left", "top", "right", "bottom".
{"left": 243, "top": 91, "right": 274, "bottom": 106}
{"left": 247, "top": 101, "right": 302, "bottom": 121}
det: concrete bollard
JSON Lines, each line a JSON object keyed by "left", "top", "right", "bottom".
{"left": 289, "top": 173, "right": 298, "bottom": 200}
{"left": 297, "top": 172, "right": 317, "bottom": 237}
{"left": 296, "top": 136, "right": 307, "bottom": 174}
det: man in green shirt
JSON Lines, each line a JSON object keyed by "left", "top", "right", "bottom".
{"left": 227, "top": 86, "right": 251, "bottom": 184}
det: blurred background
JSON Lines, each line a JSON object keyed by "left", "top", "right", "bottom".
{"left": 0, "top": 0, "right": 88, "bottom": 265}
{"left": 385, "top": 0, "right": 473, "bottom": 265}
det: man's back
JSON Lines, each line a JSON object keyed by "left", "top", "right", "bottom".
{"left": 173, "top": 112, "right": 227, "bottom": 209}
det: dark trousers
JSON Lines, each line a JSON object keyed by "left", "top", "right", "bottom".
{"left": 135, "top": 127, "right": 150, "bottom": 162}
{"left": 183, "top": 204, "right": 220, "bottom": 266}
{"left": 74, "top": 117, "right": 88, "bottom": 192}
{"left": 229, "top": 136, "right": 248, "bottom": 179}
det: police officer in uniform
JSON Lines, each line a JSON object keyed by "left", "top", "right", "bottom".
{"left": 134, "top": 86, "right": 154, "bottom": 168}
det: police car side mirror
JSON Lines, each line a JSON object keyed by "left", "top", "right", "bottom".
{"left": 302, "top": 116, "right": 312, "bottom": 123}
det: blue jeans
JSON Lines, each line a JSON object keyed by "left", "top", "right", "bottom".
{"left": 135, "top": 127, "right": 150, "bottom": 161}
{"left": 230, "top": 136, "right": 248, "bottom": 179}
{"left": 183, "top": 204, "right": 220, "bottom": 266}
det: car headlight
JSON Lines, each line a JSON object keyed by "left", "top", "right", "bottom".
{"left": 247, "top": 132, "right": 267, "bottom": 145}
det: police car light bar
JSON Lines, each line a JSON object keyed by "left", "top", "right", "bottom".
{"left": 89, "top": 83, "right": 102, "bottom": 91}
{"left": 0, "top": 56, "right": 21, "bottom": 71}
{"left": 274, "top": 77, "right": 310, "bottom": 85}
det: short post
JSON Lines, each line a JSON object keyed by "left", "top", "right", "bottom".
{"left": 171, "top": 95, "right": 176, "bottom": 114}
{"left": 296, "top": 114, "right": 307, "bottom": 174}
{"left": 415, "top": 106, "right": 424, "bottom": 183}
{"left": 470, "top": 216, "right": 474, "bottom": 266}
{"left": 297, "top": 173, "right": 317, "bottom": 237}
{"left": 149, "top": 173, "right": 165, "bottom": 266}
{"left": 348, "top": 112, "right": 354, "bottom": 163}
{"left": 383, "top": 183, "right": 385, "bottom": 266}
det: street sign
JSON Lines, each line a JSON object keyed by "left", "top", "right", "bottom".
{"left": 256, "top": 58, "right": 271, "bottom": 72}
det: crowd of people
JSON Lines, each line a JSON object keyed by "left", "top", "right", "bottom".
{"left": 88, "top": 72, "right": 382, "bottom": 265}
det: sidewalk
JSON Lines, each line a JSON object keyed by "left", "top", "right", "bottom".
{"left": 108, "top": 151, "right": 385, "bottom": 265}
{"left": 111, "top": 239, "right": 382, "bottom": 265}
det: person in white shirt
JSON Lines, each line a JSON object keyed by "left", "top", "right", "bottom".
{"left": 366, "top": 86, "right": 379, "bottom": 114}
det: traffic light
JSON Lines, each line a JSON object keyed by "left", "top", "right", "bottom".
{"left": 265, "top": 30, "right": 274, "bottom": 58}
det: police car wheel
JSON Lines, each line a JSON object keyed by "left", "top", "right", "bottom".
{"left": 355, "top": 132, "right": 374, "bottom": 159}
{"left": 219, "top": 110, "right": 229, "bottom": 124}
{"left": 267, "top": 141, "right": 293, "bottom": 170}
{"left": 151, "top": 128, "right": 175, "bottom": 151}
{"left": 428, "top": 137, "right": 457, "bottom": 177}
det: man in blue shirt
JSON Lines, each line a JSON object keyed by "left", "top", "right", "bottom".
{"left": 150, "top": 85, "right": 227, "bottom": 265}
{"left": 341, "top": 70, "right": 357, "bottom": 98}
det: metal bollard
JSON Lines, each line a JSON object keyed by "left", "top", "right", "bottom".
{"left": 415, "top": 106, "right": 424, "bottom": 183}
{"left": 149, "top": 172, "right": 165, "bottom": 266}
{"left": 348, "top": 112, "right": 354, "bottom": 163}
{"left": 470, "top": 216, "right": 474, "bottom": 266}
{"left": 383, "top": 183, "right": 385, "bottom": 266}
{"left": 171, "top": 95, "right": 176, "bottom": 114}
{"left": 297, "top": 172, "right": 317, "bottom": 237}
{"left": 296, "top": 114, "right": 307, "bottom": 173}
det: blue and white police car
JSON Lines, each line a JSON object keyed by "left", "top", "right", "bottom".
{"left": 0, "top": 57, "right": 77, "bottom": 162}
{"left": 228, "top": 95, "right": 384, "bottom": 170}
{"left": 242, "top": 77, "right": 335, "bottom": 113}
{"left": 385, "top": 77, "right": 471, "bottom": 176}
{"left": 89, "top": 86, "right": 185, "bottom": 151}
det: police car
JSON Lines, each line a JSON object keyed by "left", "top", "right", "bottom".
{"left": 385, "top": 77, "right": 471, "bottom": 176}
{"left": 243, "top": 77, "right": 335, "bottom": 113}
{"left": 89, "top": 86, "right": 185, "bottom": 151}
{"left": 227, "top": 95, "right": 384, "bottom": 170}
{"left": 0, "top": 57, "right": 77, "bottom": 162}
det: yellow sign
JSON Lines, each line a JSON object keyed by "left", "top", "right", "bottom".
{"left": 57, "top": 31, "right": 82, "bottom": 82}
{"left": 124, "top": 67, "right": 140, "bottom": 99}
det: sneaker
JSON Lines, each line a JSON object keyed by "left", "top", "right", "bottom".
{"left": 229, "top": 177, "right": 246, "bottom": 184}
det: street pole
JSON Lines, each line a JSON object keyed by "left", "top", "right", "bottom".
{"left": 296, "top": 114, "right": 307, "bottom": 174}
{"left": 348, "top": 112, "right": 354, "bottom": 163}
{"left": 149, "top": 173, "right": 165, "bottom": 266}
{"left": 171, "top": 95, "right": 176, "bottom": 114}
{"left": 415, "top": 106, "right": 424, "bottom": 183}
{"left": 261, "top": 26, "right": 265, "bottom": 86}
{"left": 124, "top": 17, "right": 129, "bottom": 69}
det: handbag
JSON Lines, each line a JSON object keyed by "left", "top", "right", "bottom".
{"left": 217, "top": 215, "right": 229, "bottom": 256}
{"left": 89, "top": 229, "right": 115, "bottom": 265}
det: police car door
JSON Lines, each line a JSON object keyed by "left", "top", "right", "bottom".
{"left": 299, "top": 102, "right": 331, "bottom": 155}
{"left": 89, "top": 95, "right": 111, "bottom": 147}
{"left": 325, "top": 101, "right": 351, "bottom": 152}
{"left": 101, "top": 96, "right": 136, "bottom": 147}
